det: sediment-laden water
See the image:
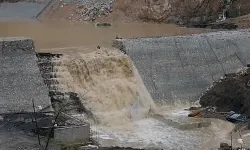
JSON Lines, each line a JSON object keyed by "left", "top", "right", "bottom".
{"left": 51, "top": 49, "right": 238, "bottom": 150}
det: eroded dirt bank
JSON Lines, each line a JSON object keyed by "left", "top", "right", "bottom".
{"left": 39, "top": 0, "right": 250, "bottom": 28}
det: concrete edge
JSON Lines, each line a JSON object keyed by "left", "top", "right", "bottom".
{"left": 113, "top": 29, "right": 250, "bottom": 42}
{"left": 0, "top": 37, "right": 35, "bottom": 53}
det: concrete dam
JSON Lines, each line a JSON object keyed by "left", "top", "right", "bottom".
{"left": 114, "top": 30, "right": 250, "bottom": 102}
{"left": 1, "top": 30, "right": 250, "bottom": 149}
{"left": 0, "top": 37, "right": 52, "bottom": 114}
{"left": 1, "top": 30, "right": 250, "bottom": 115}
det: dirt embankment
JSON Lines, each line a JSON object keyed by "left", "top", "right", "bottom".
{"left": 40, "top": 0, "right": 250, "bottom": 28}
{"left": 106, "top": 0, "right": 250, "bottom": 27}
{"left": 200, "top": 68, "right": 250, "bottom": 117}
{"left": 100, "top": 0, "right": 221, "bottom": 24}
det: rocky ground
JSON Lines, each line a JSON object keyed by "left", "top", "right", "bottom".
{"left": 200, "top": 67, "right": 250, "bottom": 118}
{"left": 214, "top": 14, "right": 250, "bottom": 29}
{"left": 39, "top": 0, "right": 250, "bottom": 29}
{"left": 40, "top": 0, "right": 115, "bottom": 22}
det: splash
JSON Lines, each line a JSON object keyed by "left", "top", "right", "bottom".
{"left": 54, "top": 48, "right": 156, "bottom": 126}
{"left": 50, "top": 48, "right": 240, "bottom": 149}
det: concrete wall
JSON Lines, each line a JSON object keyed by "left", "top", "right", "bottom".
{"left": 114, "top": 30, "right": 250, "bottom": 102}
{"left": 0, "top": 37, "right": 52, "bottom": 114}
{"left": 0, "top": 0, "right": 51, "bottom": 19}
{"left": 54, "top": 124, "right": 90, "bottom": 143}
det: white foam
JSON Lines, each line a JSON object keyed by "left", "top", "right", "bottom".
{"left": 243, "top": 133, "right": 250, "bottom": 137}
{"left": 171, "top": 110, "right": 190, "bottom": 116}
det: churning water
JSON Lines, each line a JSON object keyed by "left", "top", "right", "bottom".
{"left": 1, "top": 20, "right": 248, "bottom": 150}
{"left": 54, "top": 49, "right": 156, "bottom": 126}
{"left": 50, "top": 48, "right": 238, "bottom": 150}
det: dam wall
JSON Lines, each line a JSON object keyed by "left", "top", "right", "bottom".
{"left": 0, "top": 37, "right": 52, "bottom": 114}
{"left": 114, "top": 30, "right": 250, "bottom": 102}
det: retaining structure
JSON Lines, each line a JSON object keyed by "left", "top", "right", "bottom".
{"left": 114, "top": 30, "right": 250, "bottom": 102}
{"left": 0, "top": 37, "right": 53, "bottom": 114}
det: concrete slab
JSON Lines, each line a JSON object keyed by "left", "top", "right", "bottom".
{"left": 114, "top": 30, "right": 250, "bottom": 102}
{"left": 0, "top": 0, "right": 51, "bottom": 19}
{"left": 54, "top": 124, "right": 90, "bottom": 143}
{"left": 153, "top": 114, "right": 211, "bottom": 130}
{"left": 0, "top": 37, "right": 52, "bottom": 114}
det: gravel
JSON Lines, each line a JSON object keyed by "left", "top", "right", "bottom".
{"left": 65, "top": 0, "right": 115, "bottom": 22}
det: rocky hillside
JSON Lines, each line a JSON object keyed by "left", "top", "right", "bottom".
{"left": 40, "top": 0, "right": 250, "bottom": 28}
{"left": 109, "top": 0, "right": 250, "bottom": 25}
{"left": 0, "top": 0, "right": 43, "bottom": 3}
{"left": 110, "top": 0, "right": 221, "bottom": 25}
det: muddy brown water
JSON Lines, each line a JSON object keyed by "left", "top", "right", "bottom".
{"left": 0, "top": 20, "right": 210, "bottom": 52}
{"left": 3, "top": 20, "right": 245, "bottom": 150}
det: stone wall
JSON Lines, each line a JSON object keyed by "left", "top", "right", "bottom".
{"left": 54, "top": 124, "right": 90, "bottom": 143}
{"left": 114, "top": 30, "right": 250, "bottom": 102}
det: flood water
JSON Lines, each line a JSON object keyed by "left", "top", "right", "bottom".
{"left": 2, "top": 20, "right": 248, "bottom": 150}
{"left": 0, "top": 20, "right": 210, "bottom": 52}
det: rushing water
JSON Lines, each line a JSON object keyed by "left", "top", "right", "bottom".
{"left": 1, "top": 20, "right": 248, "bottom": 150}
{"left": 93, "top": 113, "right": 235, "bottom": 150}
{"left": 50, "top": 49, "right": 240, "bottom": 150}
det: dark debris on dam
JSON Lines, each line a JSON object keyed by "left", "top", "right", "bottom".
{"left": 113, "top": 30, "right": 250, "bottom": 102}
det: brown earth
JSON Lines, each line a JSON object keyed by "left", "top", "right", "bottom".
{"left": 97, "top": 0, "right": 221, "bottom": 24}
{"left": 38, "top": 0, "right": 75, "bottom": 21}
{"left": 39, "top": 0, "right": 250, "bottom": 29}
{"left": 40, "top": 0, "right": 222, "bottom": 24}
{"left": 98, "top": 0, "right": 250, "bottom": 27}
